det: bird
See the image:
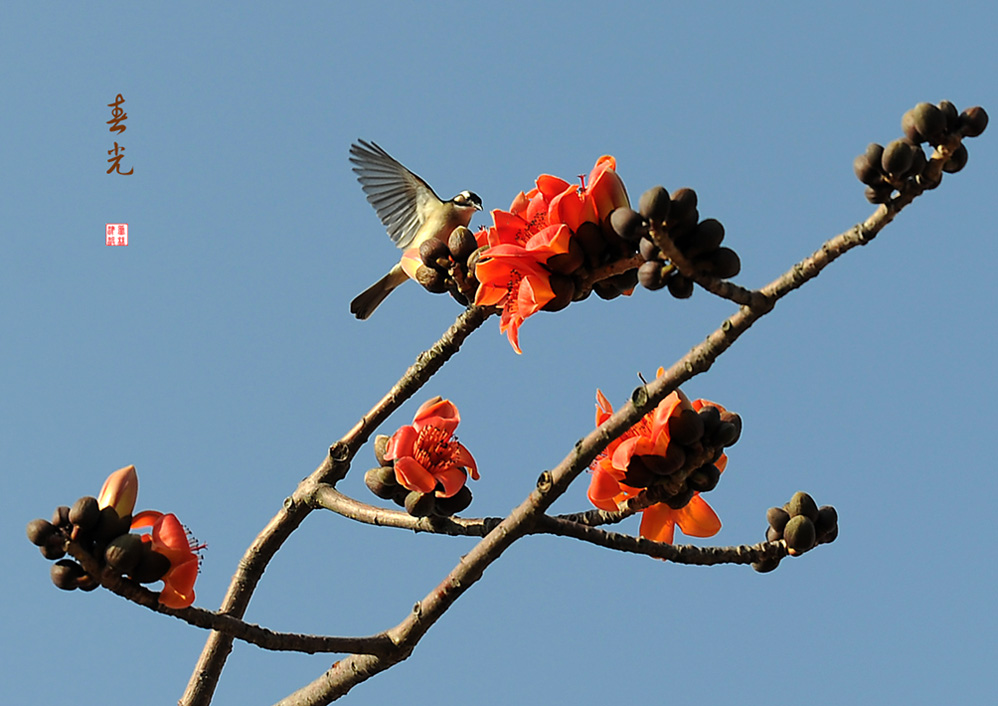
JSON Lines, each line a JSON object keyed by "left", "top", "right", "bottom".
{"left": 349, "top": 140, "right": 483, "bottom": 320}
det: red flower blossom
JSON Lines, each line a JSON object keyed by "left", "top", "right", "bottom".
{"left": 131, "top": 510, "right": 200, "bottom": 609}
{"left": 587, "top": 377, "right": 727, "bottom": 544}
{"left": 384, "top": 397, "right": 478, "bottom": 498}
{"left": 475, "top": 156, "right": 629, "bottom": 353}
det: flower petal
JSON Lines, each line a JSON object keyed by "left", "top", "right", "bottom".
{"left": 639, "top": 503, "right": 677, "bottom": 544}
{"left": 434, "top": 467, "right": 468, "bottom": 498}
{"left": 159, "top": 558, "right": 198, "bottom": 609}
{"left": 673, "top": 495, "right": 722, "bottom": 538}
{"left": 385, "top": 425, "right": 418, "bottom": 462}
{"left": 453, "top": 442, "right": 478, "bottom": 480}
{"left": 393, "top": 456, "right": 437, "bottom": 494}
{"left": 414, "top": 397, "right": 460, "bottom": 434}
{"left": 587, "top": 469, "right": 624, "bottom": 511}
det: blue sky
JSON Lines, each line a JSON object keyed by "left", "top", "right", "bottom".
{"left": 4, "top": 2, "right": 996, "bottom": 704}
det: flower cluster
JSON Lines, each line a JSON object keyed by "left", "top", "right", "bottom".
{"left": 474, "top": 156, "right": 631, "bottom": 352}
{"left": 26, "top": 465, "right": 202, "bottom": 609}
{"left": 364, "top": 397, "right": 479, "bottom": 517}
{"left": 587, "top": 373, "right": 741, "bottom": 544}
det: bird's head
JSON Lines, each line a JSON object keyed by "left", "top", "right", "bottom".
{"left": 451, "top": 190, "right": 483, "bottom": 213}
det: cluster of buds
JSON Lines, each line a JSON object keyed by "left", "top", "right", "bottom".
{"left": 410, "top": 226, "right": 481, "bottom": 307}
{"left": 854, "top": 100, "right": 988, "bottom": 203}
{"left": 625, "top": 398, "right": 742, "bottom": 508}
{"left": 364, "top": 397, "right": 478, "bottom": 518}
{"left": 25, "top": 466, "right": 200, "bottom": 608}
{"left": 752, "top": 491, "right": 838, "bottom": 573}
{"left": 632, "top": 186, "right": 740, "bottom": 297}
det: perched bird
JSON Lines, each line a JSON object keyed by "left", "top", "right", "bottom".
{"left": 349, "top": 140, "right": 483, "bottom": 320}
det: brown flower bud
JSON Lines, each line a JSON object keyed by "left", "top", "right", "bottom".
{"left": 669, "top": 408, "right": 704, "bottom": 445}
{"left": 447, "top": 226, "right": 477, "bottom": 262}
{"left": 752, "top": 555, "right": 781, "bottom": 573}
{"left": 419, "top": 238, "right": 450, "bottom": 269}
{"left": 687, "top": 463, "right": 720, "bottom": 492}
{"left": 668, "top": 188, "right": 698, "bottom": 227}
{"left": 959, "top": 106, "right": 988, "bottom": 138}
{"left": 542, "top": 274, "right": 575, "bottom": 312}
{"left": 435, "top": 486, "right": 473, "bottom": 516}
{"left": 364, "top": 466, "right": 398, "bottom": 499}
{"left": 667, "top": 274, "right": 694, "bottom": 299}
{"left": 784, "top": 515, "right": 816, "bottom": 554}
{"left": 942, "top": 144, "right": 968, "bottom": 173}
{"left": 785, "top": 491, "right": 819, "bottom": 521}
{"left": 415, "top": 265, "right": 448, "bottom": 293}
{"left": 881, "top": 139, "right": 915, "bottom": 177}
{"left": 50, "top": 559, "right": 85, "bottom": 590}
{"left": 27, "top": 519, "right": 57, "bottom": 547}
{"left": 404, "top": 491, "right": 436, "bottom": 517}
{"left": 639, "top": 186, "right": 671, "bottom": 223}
{"left": 69, "top": 496, "right": 100, "bottom": 531}
{"left": 105, "top": 533, "right": 145, "bottom": 574}
{"left": 609, "top": 208, "right": 646, "bottom": 243}
{"left": 766, "top": 506, "right": 790, "bottom": 533}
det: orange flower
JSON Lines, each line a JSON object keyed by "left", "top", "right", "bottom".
{"left": 475, "top": 156, "right": 629, "bottom": 353}
{"left": 587, "top": 376, "right": 726, "bottom": 544}
{"left": 384, "top": 397, "right": 478, "bottom": 498}
{"left": 474, "top": 224, "right": 573, "bottom": 353}
{"left": 131, "top": 510, "right": 200, "bottom": 609}
{"left": 97, "top": 465, "right": 138, "bottom": 518}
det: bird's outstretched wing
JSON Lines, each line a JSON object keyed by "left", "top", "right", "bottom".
{"left": 349, "top": 140, "right": 441, "bottom": 249}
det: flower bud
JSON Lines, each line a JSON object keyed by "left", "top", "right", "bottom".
{"left": 784, "top": 515, "right": 816, "bottom": 554}
{"left": 50, "top": 559, "right": 85, "bottom": 590}
{"left": 447, "top": 226, "right": 477, "bottom": 262}
{"left": 105, "top": 533, "right": 145, "bottom": 574}
{"left": 664, "top": 486, "right": 695, "bottom": 510}
{"left": 667, "top": 274, "right": 694, "bottom": 299}
{"left": 752, "top": 555, "right": 781, "bottom": 573}
{"left": 638, "top": 186, "right": 671, "bottom": 223}
{"left": 364, "top": 466, "right": 399, "bottom": 500}
{"left": 881, "top": 139, "right": 915, "bottom": 177}
{"left": 668, "top": 188, "right": 698, "bottom": 227}
{"left": 959, "top": 106, "right": 988, "bottom": 138}
{"left": 609, "top": 208, "right": 646, "bottom": 243}
{"left": 942, "top": 144, "right": 968, "bottom": 173}
{"left": 94, "top": 506, "right": 130, "bottom": 542}
{"left": 52, "top": 505, "right": 71, "bottom": 528}
{"left": 542, "top": 274, "right": 575, "bottom": 312}
{"left": 687, "top": 463, "right": 720, "bottom": 493}
{"left": 26, "top": 519, "right": 57, "bottom": 547}
{"left": 766, "top": 506, "right": 790, "bottom": 533}
{"left": 373, "top": 435, "right": 391, "bottom": 466}
{"left": 908, "top": 102, "right": 946, "bottom": 144}
{"left": 97, "top": 465, "right": 138, "bottom": 517}
{"left": 638, "top": 260, "right": 670, "bottom": 291}
{"left": 404, "top": 491, "right": 436, "bottom": 517}
{"left": 434, "top": 486, "right": 473, "bottom": 516}
{"left": 419, "top": 238, "right": 450, "bottom": 269}
{"left": 415, "top": 265, "right": 448, "bottom": 293}
{"left": 69, "top": 496, "right": 100, "bottom": 531}
{"left": 785, "top": 491, "right": 819, "bottom": 521}
{"left": 718, "top": 411, "right": 742, "bottom": 446}
{"left": 131, "top": 546, "right": 171, "bottom": 583}
{"left": 815, "top": 505, "right": 839, "bottom": 541}
{"left": 668, "top": 408, "right": 704, "bottom": 445}
{"left": 937, "top": 100, "right": 959, "bottom": 132}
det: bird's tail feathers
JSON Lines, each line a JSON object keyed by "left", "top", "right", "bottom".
{"left": 350, "top": 265, "right": 409, "bottom": 320}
